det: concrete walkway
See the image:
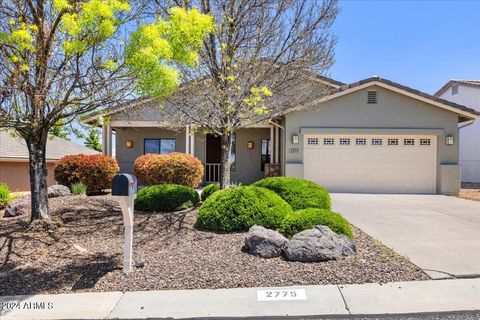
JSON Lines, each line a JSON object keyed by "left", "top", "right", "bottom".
{"left": 0, "top": 279, "right": 479, "bottom": 319}
{"left": 331, "top": 194, "right": 480, "bottom": 279}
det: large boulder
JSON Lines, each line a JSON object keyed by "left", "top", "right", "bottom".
{"left": 244, "top": 225, "right": 288, "bottom": 258}
{"left": 48, "top": 185, "right": 71, "bottom": 198}
{"left": 4, "top": 195, "right": 31, "bottom": 217}
{"left": 284, "top": 225, "right": 356, "bottom": 262}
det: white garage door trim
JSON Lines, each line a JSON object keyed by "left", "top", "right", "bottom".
{"left": 303, "top": 134, "right": 437, "bottom": 194}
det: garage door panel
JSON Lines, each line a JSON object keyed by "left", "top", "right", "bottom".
{"left": 303, "top": 135, "right": 436, "bottom": 194}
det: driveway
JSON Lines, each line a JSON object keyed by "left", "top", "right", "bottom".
{"left": 331, "top": 194, "right": 480, "bottom": 279}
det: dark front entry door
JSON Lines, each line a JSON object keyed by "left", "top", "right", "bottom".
{"left": 206, "top": 134, "right": 221, "bottom": 163}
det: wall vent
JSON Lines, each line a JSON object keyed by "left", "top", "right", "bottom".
{"left": 367, "top": 90, "right": 378, "bottom": 104}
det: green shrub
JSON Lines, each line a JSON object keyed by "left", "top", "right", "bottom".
{"left": 71, "top": 182, "right": 87, "bottom": 195}
{"left": 280, "top": 208, "right": 353, "bottom": 239}
{"left": 253, "top": 177, "right": 331, "bottom": 210}
{"left": 0, "top": 183, "right": 12, "bottom": 208}
{"left": 201, "top": 183, "right": 220, "bottom": 201}
{"left": 135, "top": 184, "right": 200, "bottom": 212}
{"left": 195, "top": 186, "right": 293, "bottom": 232}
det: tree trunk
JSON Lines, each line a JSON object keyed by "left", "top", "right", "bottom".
{"left": 220, "top": 132, "right": 233, "bottom": 189}
{"left": 26, "top": 131, "right": 50, "bottom": 221}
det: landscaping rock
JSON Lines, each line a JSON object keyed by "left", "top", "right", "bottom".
{"left": 284, "top": 225, "right": 356, "bottom": 262}
{"left": 48, "top": 185, "right": 71, "bottom": 198}
{"left": 244, "top": 225, "right": 288, "bottom": 258}
{"left": 4, "top": 195, "right": 31, "bottom": 217}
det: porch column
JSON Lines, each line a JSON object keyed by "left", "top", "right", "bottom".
{"left": 102, "top": 120, "right": 112, "bottom": 156}
{"left": 270, "top": 125, "right": 275, "bottom": 163}
{"left": 275, "top": 125, "right": 280, "bottom": 164}
{"left": 190, "top": 128, "right": 195, "bottom": 156}
{"left": 185, "top": 124, "right": 190, "bottom": 154}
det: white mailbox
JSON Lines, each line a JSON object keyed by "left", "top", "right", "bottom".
{"left": 111, "top": 173, "right": 137, "bottom": 275}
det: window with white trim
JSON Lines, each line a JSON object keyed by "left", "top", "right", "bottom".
{"left": 307, "top": 137, "right": 319, "bottom": 145}
{"left": 388, "top": 138, "right": 399, "bottom": 146}
{"left": 372, "top": 138, "right": 383, "bottom": 146}
{"left": 420, "top": 138, "right": 431, "bottom": 146}
{"left": 356, "top": 138, "right": 367, "bottom": 145}
{"left": 339, "top": 138, "right": 351, "bottom": 146}
{"left": 323, "top": 138, "right": 334, "bottom": 145}
{"left": 404, "top": 138, "right": 415, "bottom": 146}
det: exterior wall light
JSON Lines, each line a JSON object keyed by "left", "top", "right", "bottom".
{"left": 247, "top": 141, "right": 254, "bottom": 149}
{"left": 292, "top": 135, "right": 299, "bottom": 144}
{"left": 445, "top": 135, "right": 454, "bottom": 145}
{"left": 125, "top": 140, "right": 134, "bottom": 148}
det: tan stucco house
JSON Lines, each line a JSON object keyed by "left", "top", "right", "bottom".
{"left": 86, "top": 76, "right": 479, "bottom": 195}
{"left": 0, "top": 131, "right": 99, "bottom": 191}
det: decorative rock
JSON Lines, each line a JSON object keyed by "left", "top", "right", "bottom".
{"left": 244, "top": 225, "right": 288, "bottom": 258}
{"left": 48, "top": 185, "right": 71, "bottom": 198}
{"left": 4, "top": 195, "right": 31, "bottom": 217}
{"left": 284, "top": 225, "right": 356, "bottom": 262}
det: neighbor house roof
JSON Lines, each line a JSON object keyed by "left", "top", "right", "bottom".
{"left": 287, "top": 77, "right": 480, "bottom": 120}
{"left": 434, "top": 80, "right": 480, "bottom": 97}
{"left": 0, "top": 131, "right": 99, "bottom": 162}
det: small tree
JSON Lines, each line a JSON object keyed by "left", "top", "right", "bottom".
{"left": 49, "top": 119, "right": 70, "bottom": 140}
{"left": 0, "top": 1, "right": 213, "bottom": 221}
{"left": 85, "top": 129, "right": 102, "bottom": 152}
{"left": 137, "top": 0, "right": 339, "bottom": 189}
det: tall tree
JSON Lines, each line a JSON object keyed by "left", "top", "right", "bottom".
{"left": 49, "top": 119, "right": 70, "bottom": 140}
{"left": 84, "top": 128, "right": 102, "bottom": 152}
{"left": 0, "top": 1, "right": 213, "bottom": 221}
{"left": 139, "top": 0, "right": 339, "bottom": 189}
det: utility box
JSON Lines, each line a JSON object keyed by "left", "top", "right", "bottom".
{"left": 112, "top": 173, "right": 137, "bottom": 196}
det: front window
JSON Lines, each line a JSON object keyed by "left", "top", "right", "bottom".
{"left": 261, "top": 139, "right": 271, "bottom": 171}
{"left": 144, "top": 139, "right": 176, "bottom": 154}
{"left": 230, "top": 133, "right": 236, "bottom": 171}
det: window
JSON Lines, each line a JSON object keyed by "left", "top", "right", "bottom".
{"left": 230, "top": 133, "right": 237, "bottom": 171}
{"left": 261, "top": 139, "right": 271, "bottom": 171}
{"left": 420, "top": 138, "right": 431, "bottom": 146}
{"left": 323, "top": 138, "right": 334, "bottom": 145}
{"left": 404, "top": 138, "right": 415, "bottom": 146}
{"left": 307, "top": 137, "right": 319, "bottom": 145}
{"left": 452, "top": 85, "right": 458, "bottom": 95}
{"left": 144, "top": 139, "right": 176, "bottom": 154}
{"left": 356, "top": 138, "right": 367, "bottom": 145}
{"left": 367, "top": 90, "right": 378, "bottom": 104}
{"left": 372, "top": 138, "right": 383, "bottom": 146}
{"left": 388, "top": 138, "right": 399, "bottom": 146}
{"left": 339, "top": 138, "right": 350, "bottom": 146}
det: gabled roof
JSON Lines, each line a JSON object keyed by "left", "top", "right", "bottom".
{"left": 0, "top": 131, "right": 99, "bottom": 162}
{"left": 434, "top": 79, "right": 480, "bottom": 97}
{"left": 288, "top": 77, "right": 479, "bottom": 120}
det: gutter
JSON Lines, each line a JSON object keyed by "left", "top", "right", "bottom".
{"left": 459, "top": 120, "right": 475, "bottom": 129}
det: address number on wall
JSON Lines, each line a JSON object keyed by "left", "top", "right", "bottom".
{"left": 257, "top": 289, "right": 307, "bottom": 301}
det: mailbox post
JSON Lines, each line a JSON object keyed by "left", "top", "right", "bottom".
{"left": 112, "top": 173, "right": 138, "bottom": 275}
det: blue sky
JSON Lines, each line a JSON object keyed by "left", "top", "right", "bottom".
{"left": 329, "top": 0, "right": 480, "bottom": 94}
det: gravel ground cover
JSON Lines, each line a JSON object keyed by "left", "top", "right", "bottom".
{"left": 0, "top": 195, "right": 429, "bottom": 295}
{"left": 459, "top": 183, "right": 480, "bottom": 202}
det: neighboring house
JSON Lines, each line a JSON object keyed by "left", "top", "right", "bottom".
{"left": 0, "top": 131, "right": 99, "bottom": 191}
{"left": 86, "top": 76, "right": 479, "bottom": 195}
{"left": 435, "top": 80, "right": 480, "bottom": 183}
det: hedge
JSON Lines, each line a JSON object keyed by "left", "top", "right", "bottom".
{"left": 54, "top": 154, "right": 119, "bottom": 195}
{"left": 135, "top": 184, "right": 200, "bottom": 212}
{"left": 134, "top": 152, "right": 204, "bottom": 188}
{"left": 195, "top": 186, "right": 293, "bottom": 232}
{"left": 201, "top": 183, "right": 220, "bottom": 201}
{"left": 253, "top": 177, "right": 331, "bottom": 210}
{"left": 280, "top": 208, "right": 353, "bottom": 239}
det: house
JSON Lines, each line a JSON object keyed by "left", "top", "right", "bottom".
{"left": 435, "top": 80, "right": 480, "bottom": 183}
{"left": 0, "top": 131, "right": 99, "bottom": 191}
{"left": 86, "top": 76, "right": 479, "bottom": 195}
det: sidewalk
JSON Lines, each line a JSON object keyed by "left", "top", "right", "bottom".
{"left": 1, "top": 279, "right": 479, "bottom": 320}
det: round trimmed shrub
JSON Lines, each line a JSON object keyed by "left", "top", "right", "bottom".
{"left": 253, "top": 177, "right": 331, "bottom": 210}
{"left": 201, "top": 183, "right": 220, "bottom": 201}
{"left": 54, "top": 154, "right": 119, "bottom": 195}
{"left": 134, "top": 152, "right": 204, "bottom": 188}
{"left": 195, "top": 186, "right": 293, "bottom": 232}
{"left": 135, "top": 184, "right": 200, "bottom": 212}
{"left": 0, "top": 183, "right": 12, "bottom": 208}
{"left": 280, "top": 208, "right": 353, "bottom": 239}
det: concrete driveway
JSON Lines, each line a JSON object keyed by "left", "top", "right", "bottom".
{"left": 331, "top": 194, "right": 480, "bottom": 279}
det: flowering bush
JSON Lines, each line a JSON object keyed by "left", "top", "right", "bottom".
{"left": 134, "top": 152, "right": 204, "bottom": 188}
{"left": 54, "top": 154, "right": 119, "bottom": 195}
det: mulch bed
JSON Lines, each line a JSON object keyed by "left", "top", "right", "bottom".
{"left": 0, "top": 195, "right": 429, "bottom": 296}
{"left": 459, "top": 183, "right": 480, "bottom": 202}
